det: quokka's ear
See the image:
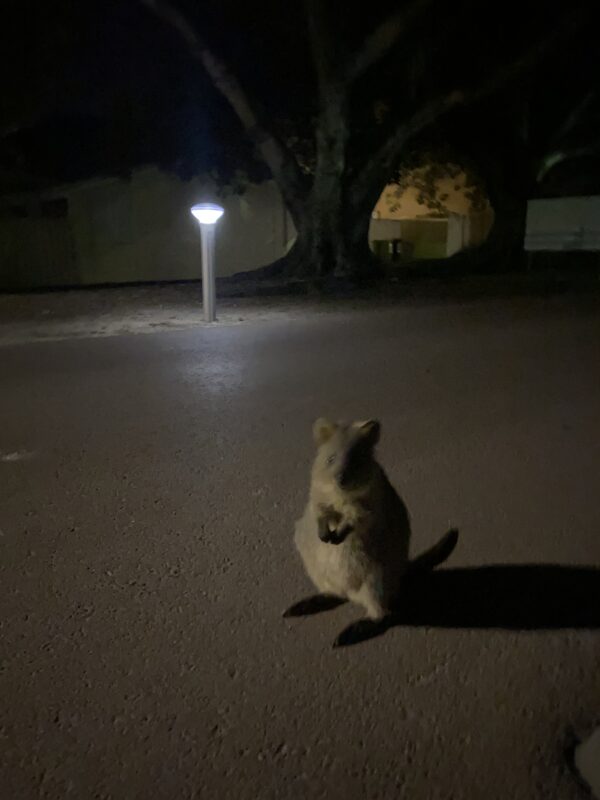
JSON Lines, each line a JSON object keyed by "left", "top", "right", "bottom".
{"left": 355, "top": 419, "right": 381, "bottom": 446}
{"left": 313, "top": 418, "right": 337, "bottom": 445}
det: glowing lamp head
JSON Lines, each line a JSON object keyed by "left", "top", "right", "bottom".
{"left": 191, "top": 203, "right": 224, "bottom": 225}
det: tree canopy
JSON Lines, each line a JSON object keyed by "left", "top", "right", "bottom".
{"left": 0, "top": 0, "right": 598, "bottom": 278}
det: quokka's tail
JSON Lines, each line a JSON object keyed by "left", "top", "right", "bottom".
{"left": 409, "top": 528, "right": 459, "bottom": 573}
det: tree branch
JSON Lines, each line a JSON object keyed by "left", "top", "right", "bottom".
{"left": 351, "top": 91, "right": 462, "bottom": 208}
{"left": 537, "top": 145, "right": 600, "bottom": 182}
{"left": 352, "top": 6, "right": 588, "bottom": 210}
{"left": 547, "top": 91, "right": 595, "bottom": 150}
{"left": 0, "top": 123, "right": 19, "bottom": 139}
{"left": 139, "top": 0, "right": 308, "bottom": 215}
{"left": 348, "top": 0, "right": 434, "bottom": 82}
{"left": 305, "top": 0, "right": 338, "bottom": 94}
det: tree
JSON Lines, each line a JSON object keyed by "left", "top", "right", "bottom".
{"left": 138, "top": 0, "right": 590, "bottom": 282}
{"left": 387, "top": 152, "right": 488, "bottom": 217}
{"left": 371, "top": 23, "right": 600, "bottom": 274}
{"left": 1, "top": 1, "right": 593, "bottom": 279}
{"left": 0, "top": 1, "right": 267, "bottom": 193}
{"left": 460, "top": 31, "right": 600, "bottom": 271}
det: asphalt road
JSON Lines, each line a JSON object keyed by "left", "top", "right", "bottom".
{"left": 1, "top": 294, "right": 599, "bottom": 799}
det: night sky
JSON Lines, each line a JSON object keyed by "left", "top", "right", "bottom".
{"left": 0, "top": 0, "right": 598, "bottom": 194}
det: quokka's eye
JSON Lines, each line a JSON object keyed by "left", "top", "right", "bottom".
{"left": 326, "top": 455, "right": 336, "bottom": 465}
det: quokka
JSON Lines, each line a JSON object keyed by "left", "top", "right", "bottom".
{"left": 284, "top": 418, "right": 458, "bottom": 646}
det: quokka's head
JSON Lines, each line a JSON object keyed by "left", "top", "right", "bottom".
{"left": 312, "top": 418, "right": 380, "bottom": 490}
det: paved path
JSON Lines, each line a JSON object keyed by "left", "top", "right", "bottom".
{"left": 1, "top": 295, "right": 599, "bottom": 799}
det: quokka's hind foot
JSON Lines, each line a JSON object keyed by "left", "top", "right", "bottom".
{"left": 333, "top": 616, "right": 392, "bottom": 648}
{"left": 283, "top": 594, "right": 347, "bottom": 618}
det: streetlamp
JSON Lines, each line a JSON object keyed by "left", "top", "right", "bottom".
{"left": 190, "top": 202, "right": 224, "bottom": 322}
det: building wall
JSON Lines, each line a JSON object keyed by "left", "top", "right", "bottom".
{"left": 400, "top": 218, "right": 448, "bottom": 259}
{"left": 370, "top": 172, "right": 495, "bottom": 258}
{"left": 0, "top": 216, "right": 78, "bottom": 289}
{"left": 525, "top": 196, "right": 600, "bottom": 251}
{"left": 446, "top": 213, "right": 466, "bottom": 257}
{"left": 0, "top": 168, "right": 295, "bottom": 291}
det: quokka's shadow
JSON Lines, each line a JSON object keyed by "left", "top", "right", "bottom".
{"left": 327, "top": 564, "right": 600, "bottom": 647}
{"left": 394, "top": 564, "right": 600, "bottom": 631}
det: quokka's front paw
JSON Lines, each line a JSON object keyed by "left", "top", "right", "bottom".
{"left": 317, "top": 508, "right": 342, "bottom": 543}
{"left": 318, "top": 513, "right": 353, "bottom": 545}
{"left": 333, "top": 617, "right": 390, "bottom": 648}
{"left": 327, "top": 522, "right": 353, "bottom": 545}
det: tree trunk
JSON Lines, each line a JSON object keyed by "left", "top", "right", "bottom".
{"left": 234, "top": 91, "right": 384, "bottom": 285}
{"left": 301, "top": 92, "right": 369, "bottom": 278}
{"left": 291, "top": 201, "right": 377, "bottom": 280}
{"left": 479, "top": 189, "right": 529, "bottom": 270}
{"left": 232, "top": 198, "right": 379, "bottom": 285}
{"left": 469, "top": 140, "right": 533, "bottom": 271}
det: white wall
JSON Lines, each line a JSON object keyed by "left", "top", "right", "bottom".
{"left": 525, "top": 196, "right": 600, "bottom": 251}
{"left": 446, "top": 213, "right": 466, "bottom": 256}
{"left": 0, "top": 168, "right": 296, "bottom": 290}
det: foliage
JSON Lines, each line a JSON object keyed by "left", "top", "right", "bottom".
{"left": 388, "top": 151, "right": 489, "bottom": 216}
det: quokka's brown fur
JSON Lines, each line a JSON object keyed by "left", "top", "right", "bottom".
{"left": 285, "top": 418, "right": 458, "bottom": 645}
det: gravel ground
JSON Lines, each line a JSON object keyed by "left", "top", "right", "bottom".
{"left": 2, "top": 275, "right": 599, "bottom": 346}
{"left": 1, "top": 286, "right": 599, "bottom": 799}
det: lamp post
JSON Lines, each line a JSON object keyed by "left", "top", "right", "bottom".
{"left": 190, "top": 203, "right": 224, "bottom": 322}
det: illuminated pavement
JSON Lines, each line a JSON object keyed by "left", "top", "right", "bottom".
{"left": 1, "top": 293, "right": 599, "bottom": 799}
